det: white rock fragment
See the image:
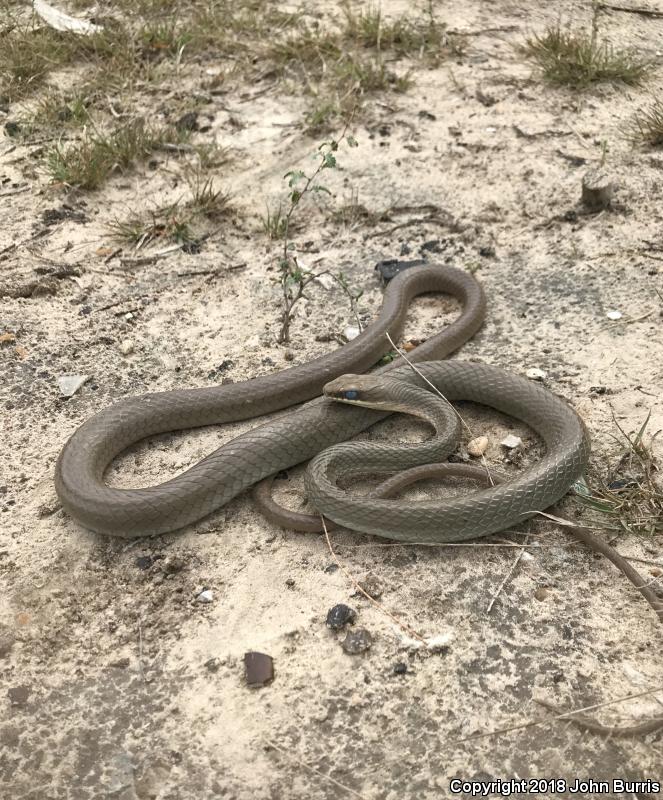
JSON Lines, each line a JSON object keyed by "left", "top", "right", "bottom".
{"left": 467, "top": 435, "right": 489, "bottom": 457}
{"left": 500, "top": 434, "right": 522, "bottom": 449}
{"left": 398, "top": 629, "right": 454, "bottom": 651}
{"left": 315, "top": 273, "right": 335, "bottom": 290}
{"left": 57, "top": 374, "right": 90, "bottom": 397}
{"left": 344, "top": 325, "right": 360, "bottom": 341}
{"left": 606, "top": 310, "right": 622, "bottom": 320}
{"left": 526, "top": 368, "right": 546, "bottom": 381}
{"left": 521, "top": 551, "right": 535, "bottom": 563}
{"left": 196, "top": 589, "right": 214, "bottom": 603}
{"left": 119, "top": 340, "right": 134, "bottom": 356}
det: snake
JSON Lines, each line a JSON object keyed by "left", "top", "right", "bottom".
{"left": 54, "top": 263, "right": 590, "bottom": 539}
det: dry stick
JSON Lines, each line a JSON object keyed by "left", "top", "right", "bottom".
{"left": 597, "top": 2, "right": 663, "bottom": 17}
{"left": 486, "top": 534, "right": 529, "bottom": 614}
{"left": 451, "top": 685, "right": 663, "bottom": 745}
{"left": 321, "top": 516, "right": 427, "bottom": 645}
{"left": 266, "top": 740, "right": 368, "bottom": 800}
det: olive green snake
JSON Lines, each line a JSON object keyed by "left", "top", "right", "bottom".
{"left": 55, "top": 262, "right": 663, "bottom": 736}
{"left": 55, "top": 264, "right": 590, "bottom": 539}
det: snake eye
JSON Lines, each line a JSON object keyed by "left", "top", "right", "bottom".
{"left": 343, "top": 390, "right": 359, "bottom": 400}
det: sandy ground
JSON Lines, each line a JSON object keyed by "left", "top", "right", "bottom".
{"left": 2, "top": 1, "right": 663, "bottom": 798}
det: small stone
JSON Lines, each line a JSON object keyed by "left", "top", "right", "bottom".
{"left": 525, "top": 368, "right": 546, "bottom": 381}
{"left": 57, "top": 374, "right": 90, "bottom": 397}
{"left": 357, "top": 573, "right": 383, "bottom": 599}
{"left": 467, "top": 436, "right": 488, "bottom": 457}
{"left": 119, "top": 340, "right": 134, "bottom": 356}
{"left": 196, "top": 589, "right": 214, "bottom": 603}
{"left": 344, "top": 325, "right": 360, "bottom": 341}
{"left": 135, "top": 555, "right": 153, "bottom": 570}
{"left": 534, "top": 587, "right": 549, "bottom": 602}
{"left": 204, "top": 657, "right": 221, "bottom": 672}
{"left": 606, "top": 310, "right": 622, "bottom": 320}
{"left": 162, "top": 556, "right": 186, "bottom": 574}
{"left": 393, "top": 662, "right": 408, "bottom": 675}
{"left": 500, "top": 434, "right": 522, "bottom": 449}
{"left": 326, "top": 604, "right": 357, "bottom": 630}
{"left": 244, "top": 651, "right": 274, "bottom": 686}
{"left": 341, "top": 628, "right": 372, "bottom": 655}
{"left": 283, "top": 350, "right": 294, "bottom": 361}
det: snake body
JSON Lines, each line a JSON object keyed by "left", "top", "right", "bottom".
{"left": 54, "top": 264, "right": 590, "bottom": 539}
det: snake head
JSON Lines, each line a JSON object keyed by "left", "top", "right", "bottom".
{"left": 323, "top": 374, "right": 395, "bottom": 408}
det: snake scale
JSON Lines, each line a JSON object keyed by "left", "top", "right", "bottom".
{"left": 55, "top": 264, "right": 590, "bottom": 539}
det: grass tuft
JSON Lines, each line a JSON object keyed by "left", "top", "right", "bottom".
{"left": 45, "top": 119, "right": 179, "bottom": 189}
{"left": 624, "top": 98, "right": 663, "bottom": 147}
{"left": 575, "top": 413, "right": 662, "bottom": 536}
{"left": 523, "top": 23, "right": 652, "bottom": 88}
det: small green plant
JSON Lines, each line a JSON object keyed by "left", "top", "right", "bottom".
{"left": 575, "top": 413, "right": 662, "bottom": 536}
{"left": 262, "top": 203, "right": 288, "bottom": 240}
{"left": 273, "top": 127, "right": 358, "bottom": 343}
{"left": 186, "top": 174, "right": 232, "bottom": 218}
{"left": 523, "top": 21, "right": 651, "bottom": 88}
{"left": 624, "top": 98, "right": 663, "bottom": 147}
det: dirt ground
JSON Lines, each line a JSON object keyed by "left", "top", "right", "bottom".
{"left": 2, "top": 0, "right": 663, "bottom": 798}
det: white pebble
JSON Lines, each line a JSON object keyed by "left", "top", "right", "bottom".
{"left": 467, "top": 435, "right": 489, "bottom": 457}
{"left": 526, "top": 368, "right": 546, "bottom": 381}
{"left": 606, "top": 310, "right": 622, "bottom": 320}
{"left": 57, "top": 374, "right": 90, "bottom": 397}
{"left": 344, "top": 325, "right": 360, "bottom": 341}
{"left": 196, "top": 589, "right": 214, "bottom": 603}
{"left": 500, "top": 434, "right": 522, "bottom": 449}
{"left": 119, "top": 340, "right": 134, "bottom": 356}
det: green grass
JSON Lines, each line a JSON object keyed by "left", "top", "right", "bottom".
{"left": 45, "top": 119, "right": 181, "bottom": 189}
{"left": 624, "top": 98, "right": 663, "bottom": 147}
{"left": 523, "top": 23, "right": 652, "bottom": 88}
{"left": 575, "top": 413, "right": 662, "bottom": 536}
{"left": 108, "top": 174, "right": 231, "bottom": 245}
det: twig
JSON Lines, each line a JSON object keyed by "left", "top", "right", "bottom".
{"left": 597, "top": 2, "right": 663, "bottom": 18}
{"left": 451, "top": 685, "right": 663, "bottom": 744}
{"left": 321, "top": 516, "right": 427, "bottom": 645}
{"left": 486, "top": 535, "right": 528, "bottom": 613}
{"left": 266, "top": 740, "right": 368, "bottom": 800}
{"left": 0, "top": 184, "right": 29, "bottom": 198}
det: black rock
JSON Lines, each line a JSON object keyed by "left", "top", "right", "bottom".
{"left": 341, "top": 628, "right": 372, "bottom": 655}
{"left": 326, "top": 603, "right": 357, "bottom": 630}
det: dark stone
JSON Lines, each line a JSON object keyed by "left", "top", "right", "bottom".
{"left": 393, "top": 662, "right": 408, "bottom": 675}
{"left": 244, "top": 651, "right": 274, "bottom": 687}
{"left": 341, "top": 628, "right": 372, "bottom": 655}
{"left": 326, "top": 604, "right": 357, "bottom": 630}
{"left": 135, "top": 556, "right": 153, "bottom": 570}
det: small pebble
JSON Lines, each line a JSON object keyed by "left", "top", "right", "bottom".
{"left": 606, "top": 310, "right": 622, "bottom": 320}
{"left": 57, "top": 374, "right": 90, "bottom": 397}
{"left": 326, "top": 604, "right": 357, "bottom": 630}
{"left": 393, "top": 662, "right": 408, "bottom": 675}
{"left": 525, "top": 368, "right": 546, "bottom": 381}
{"left": 344, "top": 325, "right": 360, "bottom": 341}
{"left": 467, "top": 435, "right": 488, "bottom": 457}
{"left": 244, "top": 651, "right": 274, "bottom": 686}
{"left": 500, "top": 434, "right": 522, "bottom": 449}
{"left": 119, "top": 340, "right": 134, "bottom": 356}
{"left": 534, "top": 587, "right": 549, "bottom": 602}
{"left": 196, "top": 589, "right": 214, "bottom": 603}
{"left": 341, "top": 628, "right": 372, "bottom": 655}
{"left": 135, "top": 556, "right": 153, "bottom": 570}
{"left": 283, "top": 350, "right": 294, "bottom": 361}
